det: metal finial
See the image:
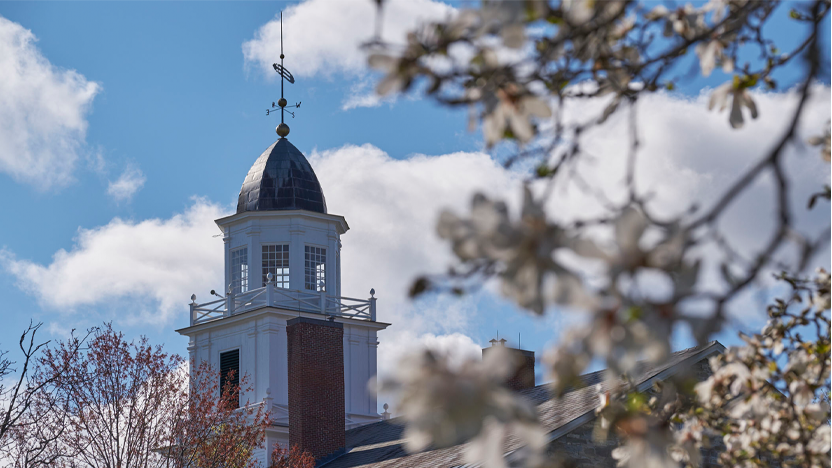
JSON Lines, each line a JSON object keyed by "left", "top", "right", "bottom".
{"left": 370, "top": 288, "right": 375, "bottom": 297}
{"left": 266, "top": 272, "right": 274, "bottom": 283}
{"left": 266, "top": 11, "right": 301, "bottom": 131}
{"left": 276, "top": 123, "right": 290, "bottom": 137}
{"left": 190, "top": 294, "right": 196, "bottom": 303}
{"left": 383, "top": 403, "right": 389, "bottom": 410}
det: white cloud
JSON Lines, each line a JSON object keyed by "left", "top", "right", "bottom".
{"left": 107, "top": 165, "right": 146, "bottom": 203}
{"left": 378, "top": 331, "right": 483, "bottom": 379}
{"left": 310, "top": 144, "right": 523, "bottom": 322}
{"left": 1, "top": 86, "right": 828, "bottom": 378}
{"left": 309, "top": 144, "right": 526, "bottom": 376}
{"left": 341, "top": 92, "right": 385, "bottom": 111}
{"left": 0, "top": 16, "right": 99, "bottom": 188}
{"left": 341, "top": 78, "right": 396, "bottom": 111}
{"left": 545, "top": 86, "right": 830, "bottom": 301}
{"left": 375, "top": 330, "right": 484, "bottom": 413}
{"left": 0, "top": 199, "right": 228, "bottom": 325}
{"left": 242, "top": 0, "right": 455, "bottom": 79}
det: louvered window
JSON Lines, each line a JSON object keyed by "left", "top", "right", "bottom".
{"left": 219, "top": 349, "right": 240, "bottom": 408}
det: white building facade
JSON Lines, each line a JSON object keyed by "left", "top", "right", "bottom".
{"left": 177, "top": 137, "right": 389, "bottom": 465}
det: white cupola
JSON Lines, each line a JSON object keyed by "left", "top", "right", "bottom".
{"left": 225, "top": 136, "right": 344, "bottom": 298}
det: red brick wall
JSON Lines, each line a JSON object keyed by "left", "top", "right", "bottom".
{"left": 287, "top": 317, "right": 345, "bottom": 462}
{"left": 483, "top": 347, "right": 536, "bottom": 391}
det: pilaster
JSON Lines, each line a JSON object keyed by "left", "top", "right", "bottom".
{"left": 326, "top": 230, "right": 338, "bottom": 294}
{"left": 368, "top": 335, "right": 379, "bottom": 415}
{"left": 246, "top": 325, "right": 258, "bottom": 403}
{"left": 223, "top": 234, "right": 231, "bottom": 294}
{"left": 246, "top": 221, "right": 261, "bottom": 290}
{"left": 289, "top": 222, "right": 305, "bottom": 290}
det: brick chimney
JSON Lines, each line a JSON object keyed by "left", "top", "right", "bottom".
{"left": 287, "top": 317, "right": 345, "bottom": 462}
{"left": 482, "top": 338, "right": 535, "bottom": 391}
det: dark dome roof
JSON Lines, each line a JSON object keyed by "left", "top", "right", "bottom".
{"left": 236, "top": 138, "right": 327, "bottom": 214}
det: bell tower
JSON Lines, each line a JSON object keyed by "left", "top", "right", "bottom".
{"left": 177, "top": 134, "right": 389, "bottom": 463}
{"left": 176, "top": 15, "right": 389, "bottom": 464}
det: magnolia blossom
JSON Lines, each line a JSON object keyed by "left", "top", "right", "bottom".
{"left": 570, "top": 207, "right": 687, "bottom": 275}
{"left": 709, "top": 80, "right": 759, "bottom": 129}
{"left": 368, "top": 49, "right": 422, "bottom": 96}
{"left": 482, "top": 92, "right": 553, "bottom": 147}
{"left": 367, "top": 2, "right": 830, "bottom": 467}
{"left": 672, "top": 419, "right": 704, "bottom": 466}
{"left": 480, "top": 0, "right": 547, "bottom": 49}
{"left": 651, "top": 4, "right": 708, "bottom": 40}
{"left": 695, "top": 39, "right": 734, "bottom": 77}
{"left": 437, "top": 188, "right": 593, "bottom": 314}
{"left": 379, "top": 345, "right": 544, "bottom": 466}
{"left": 611, "top": 434, "right": 678, "bottom": 468}
{"left": 678, "top": 269, "right": 831, "bottom": 468}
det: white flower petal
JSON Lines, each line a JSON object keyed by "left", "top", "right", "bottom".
{"left": 521, "top": 96, "right": 553, "bottom": 118}
{"left": 615, "top": 207, "right": 648, "bottom": 258}
{"left": 367, "top": 54, "right": 398, "bottom": 72}
{"left": 708, "top": 82, "right": 732, "bottom": 111}
{"left": 729, "top": 91, "right": 745, "bottom": 129}
{"left": 741, "top": 90, "right": 758, "bottom": 119}
{"left": 697, "top": 41, "right": 718, "bottom": 77}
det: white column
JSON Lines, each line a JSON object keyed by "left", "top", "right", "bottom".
{"left": 289, "top": 223, "right": 305, "bottom": 291}
{"left": 335, "top": 239, "right": 342, "bottom": 297}
{"left": 198, "top": 336, "right": 213, "bottom": 396}
{"left": 270, "top": 322, "right": 289, "bottom": 405}
{"left": 326, "top": 231, "right": 338, "bottom": 295}
{"left": 246, "top": 225, "right": 261, "bottom": 290}
{"left": 349, "top": 335, "right": 364, "bottom": 413}
{"left": 245, "top": 325, "right": 258, "bottom": 404}
{"left": 223, "top": 234, "right": 231, "bottom": 294}
{"left": 263, "top": 319, "right": 285, "bottom": 405}
{"left": 368, "top": 332, "right": 379, "bottom": 415}
{"left": 187, "top": 341, "right": 197, "bottom": 384}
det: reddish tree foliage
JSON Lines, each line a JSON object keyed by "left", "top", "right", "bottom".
{"left": 167, "top": 361, "right": 268, "bottom": 468}
{"left": 34, "top": 323, "right": 268, "bottom": 468}
{"left": 0, "top": 322, "right": 90, "bottom": 468}
{"left": 270, "top": 443, "right": 315, "bottom": 468}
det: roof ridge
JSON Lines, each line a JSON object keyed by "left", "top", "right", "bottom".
{"left": 520, "top": 340, "right": 721, "bottom": 395}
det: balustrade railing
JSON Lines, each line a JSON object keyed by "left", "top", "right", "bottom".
{"left": 188, "top": 276, "right": 376, "bottom": 326}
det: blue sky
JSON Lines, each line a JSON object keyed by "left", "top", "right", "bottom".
{"left": 0, "top": 1, "right": 829, "bottom": 387}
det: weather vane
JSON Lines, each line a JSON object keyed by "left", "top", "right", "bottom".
{"left": 267, "top": 11, "right": 301, "bottom": 138}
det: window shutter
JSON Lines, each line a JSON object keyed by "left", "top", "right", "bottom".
{"left": 219, "top": 349, "right": 240, "bottom": 408}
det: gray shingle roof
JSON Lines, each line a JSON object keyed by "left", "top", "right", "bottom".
{"left": 322, "top": 341, "right": 724, "bottom": 468}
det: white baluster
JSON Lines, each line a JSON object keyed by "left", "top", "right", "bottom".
{"left": 190, "top": 294, "right": 197, "bottom": 326}
{"left": 226, "top": 284, "right": 235, "bottom": 317}
{"left": 266, "top": 272, "right": 274, "bottom": 308}
{"left": 369, "top": 288, "right": 377, "bottom": 321}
